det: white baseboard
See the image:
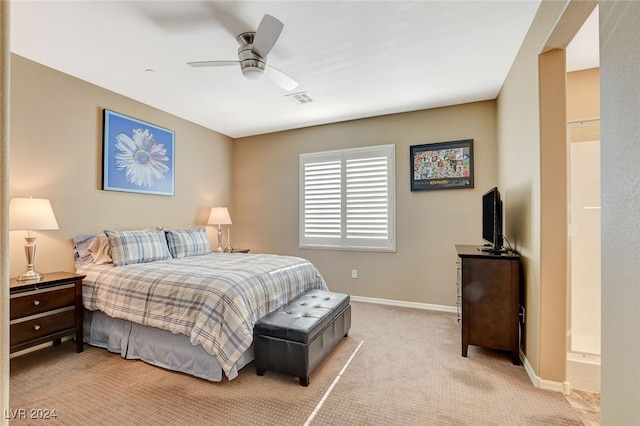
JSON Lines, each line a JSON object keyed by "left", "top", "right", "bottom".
{"left": 520, "top": 350, "right": 570, "bottom": 394}
{"left": 350, "top": 295, "right": 457, "bottom": 314}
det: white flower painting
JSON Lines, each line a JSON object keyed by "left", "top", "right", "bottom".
{"left": 103, "top": 110, "right": 175, "bottom": 196}
{"left": 115, "top": 128, "right": 169, "bottom": 188}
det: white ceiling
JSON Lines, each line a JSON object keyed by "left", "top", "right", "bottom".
{"left": 10, "top": 1, "right": 598, "bottom": 139}
{"left": 566, "top": 5, "right": 599, "bottom": 72}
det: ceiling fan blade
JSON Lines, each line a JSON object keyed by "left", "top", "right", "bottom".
{"left": 187, "top": 60, "right": 239, "bottom": 68}
{"left": 251, "top": 14, "right": 283, "bottom": 58}
{"left": 265, "top": 65, "right": 298, "bottom": 91}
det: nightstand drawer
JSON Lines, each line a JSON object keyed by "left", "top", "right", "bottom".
{"left": 10, "top": 307, "right": 76, "bottom": 347}
{"left": 10, "top": 284, "right": 75, "bottom": 320}
{"left": 10, "top": 272, "right": 86, "bottom": 355}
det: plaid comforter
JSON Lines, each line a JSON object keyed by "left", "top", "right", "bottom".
{"left": 78, "top": 253, "right": 328, "bottom": 379}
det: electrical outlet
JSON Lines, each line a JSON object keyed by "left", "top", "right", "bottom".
{"left": 351, "top": 269, "right": 358, "bottom": 279}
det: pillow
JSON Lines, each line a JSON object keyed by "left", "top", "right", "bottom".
{"left": 88, "top": 233, "right": 113, "bottom": 265}
{"left": 164, "top": 227, "right": 212, "bottom": 258}
{"left": 104, "top": 229, "right": 172, "bottom": 266}
{"left": 72, "top": 234, "right": 95, "bottom": 267}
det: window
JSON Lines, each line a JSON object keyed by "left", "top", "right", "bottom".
{"left": 299, "top": 144, "right": 395, "bottom": 252}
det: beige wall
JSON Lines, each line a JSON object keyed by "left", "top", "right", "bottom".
{"left": 233, "top": 102, "right": 498, "bottom": 306}
{"left": 538, "top": 48, "right": 568, "bottom": 383}
{"left": 567, "top": 67, "right": 600, "bottom": 122}
{"left": 567, "top": 68, "right": 600, "bottom": 144}
{"left": 497, "top": 0, "right": 569, "bottom": 380}
{"left": 8, "top": 55, "right": 234, "bottom": 277}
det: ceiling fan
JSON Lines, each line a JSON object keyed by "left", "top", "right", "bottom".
{"left": 188, "top": 14, "right": 298, "bottom": 91}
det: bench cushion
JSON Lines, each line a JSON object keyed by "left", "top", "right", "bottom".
{"left": 254, "top": 289, "right": 350, "bottom": 344}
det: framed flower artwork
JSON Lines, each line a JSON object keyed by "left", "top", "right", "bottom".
{"left": 102, "top": 109, "right": 175, "bottom": 196}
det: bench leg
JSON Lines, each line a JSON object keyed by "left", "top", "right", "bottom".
{"left": 300, "top": 377, "right": 309, "bottom": 387}
{"left": 257, "top": 368, "right": 266, "bottom": 376}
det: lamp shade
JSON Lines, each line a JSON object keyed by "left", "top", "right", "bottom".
{"left": 9, "top": 198, "right": 59, "bottom": 230}
{"left": 207, "top": 207, "right": 232, "bottom": 225}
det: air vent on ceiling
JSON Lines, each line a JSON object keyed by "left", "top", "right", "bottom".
{"left": 284, "top": 91, "right": 315, "bottom": 105}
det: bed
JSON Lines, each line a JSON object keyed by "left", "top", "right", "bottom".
{"left": 73, "top": 228, "right": 328, "bottom": 381}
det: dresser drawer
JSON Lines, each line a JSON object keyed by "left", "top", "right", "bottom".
{"left": 10, "top": 307, "right": 76, "bottom": 347}
{"left": 10, "top": 284, "right": 75, "bottom": 320}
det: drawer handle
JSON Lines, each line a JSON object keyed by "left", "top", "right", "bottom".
{"left": 34, "top": 325, "right": 41, "bottom": 331}
{"left": 33, "top": 300, "right": 40, "bottom": 306}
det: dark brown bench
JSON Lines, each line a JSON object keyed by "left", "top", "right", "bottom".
{"left": 253, "top": 289, "right": 351, "bottom": 386}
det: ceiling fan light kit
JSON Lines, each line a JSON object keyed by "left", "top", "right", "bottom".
{"left": 237, "top": 32, "right": 266, "bottom": 80}
{"left": 188, "top": 14, "right": 298, "bottom": 91}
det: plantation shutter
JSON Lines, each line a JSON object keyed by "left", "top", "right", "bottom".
{"left": 300, "top": 145, "right": 395, "bottom": 252}
{"left": 300, "top": 152, "right": 343, "bottom": 247}
{"left": 346, "top": 148, "right": 390, "bottom": 246}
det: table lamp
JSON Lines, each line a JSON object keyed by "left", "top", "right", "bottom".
{"left": 207, "top": 207, "right": 232, "bottom": 253}
{"left": 9, "top": 197, "right": 59, "bottom": 281}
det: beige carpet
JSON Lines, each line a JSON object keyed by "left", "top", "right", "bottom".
{"left": 9, "top": 302, "right": 584, "bottom": 425}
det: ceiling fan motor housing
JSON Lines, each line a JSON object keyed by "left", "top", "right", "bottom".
{"left": 237, "top": 32, "right": 266, "bottom": 80}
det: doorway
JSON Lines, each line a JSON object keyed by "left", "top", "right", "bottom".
{"left": 565, "top": 5, "right": 601, "bottom": 394}
{"left": 567, "top": 117, "right": 601, "bottom": 393}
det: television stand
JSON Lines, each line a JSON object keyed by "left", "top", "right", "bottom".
{"left": 456, "top": 244, "right": 521, "bottom": 365}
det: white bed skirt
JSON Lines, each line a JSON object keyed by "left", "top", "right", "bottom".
{"left": 83, "top": 309, "right": 254, "bottom": 382}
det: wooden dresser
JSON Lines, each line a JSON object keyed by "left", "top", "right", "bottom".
{"left": 455, "top": 245, "right": 521, "bottom": 365}
{"left": 9, "top": 272, "right": 86, "bottom": 354}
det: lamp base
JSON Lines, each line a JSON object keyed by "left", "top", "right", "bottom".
{"left": 17, "top": 269, "right": 43, "bottom": 281}
{"left": 215, "top": 227, "right": 225, "bottom": 253}
{"left": 19, "top": 236, "right": 43, "bottom": 281}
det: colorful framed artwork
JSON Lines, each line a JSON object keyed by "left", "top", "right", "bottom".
{"left": 102, "top": 109, "right": 175, "bottom": 196}
{"left": 410, "top": 139, "right": 474, "bottom": 191}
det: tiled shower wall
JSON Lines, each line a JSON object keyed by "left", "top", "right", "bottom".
{"left": 568, "top": 138, "right": 601, "bottom": 393}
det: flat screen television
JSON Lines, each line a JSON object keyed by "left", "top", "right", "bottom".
{"left": 481, "top": 187, "right": 504, "bottom": 252}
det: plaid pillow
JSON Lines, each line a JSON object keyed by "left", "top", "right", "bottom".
{"left": 104, "top": 229, "right": 172, "bottom": 266}
{"left": 164, "top": 227, "right": 212, "bottom": 258}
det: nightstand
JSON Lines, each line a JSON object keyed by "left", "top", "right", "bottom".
{"left": 9, "top": 271, "right": 86, "bottom": 354}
